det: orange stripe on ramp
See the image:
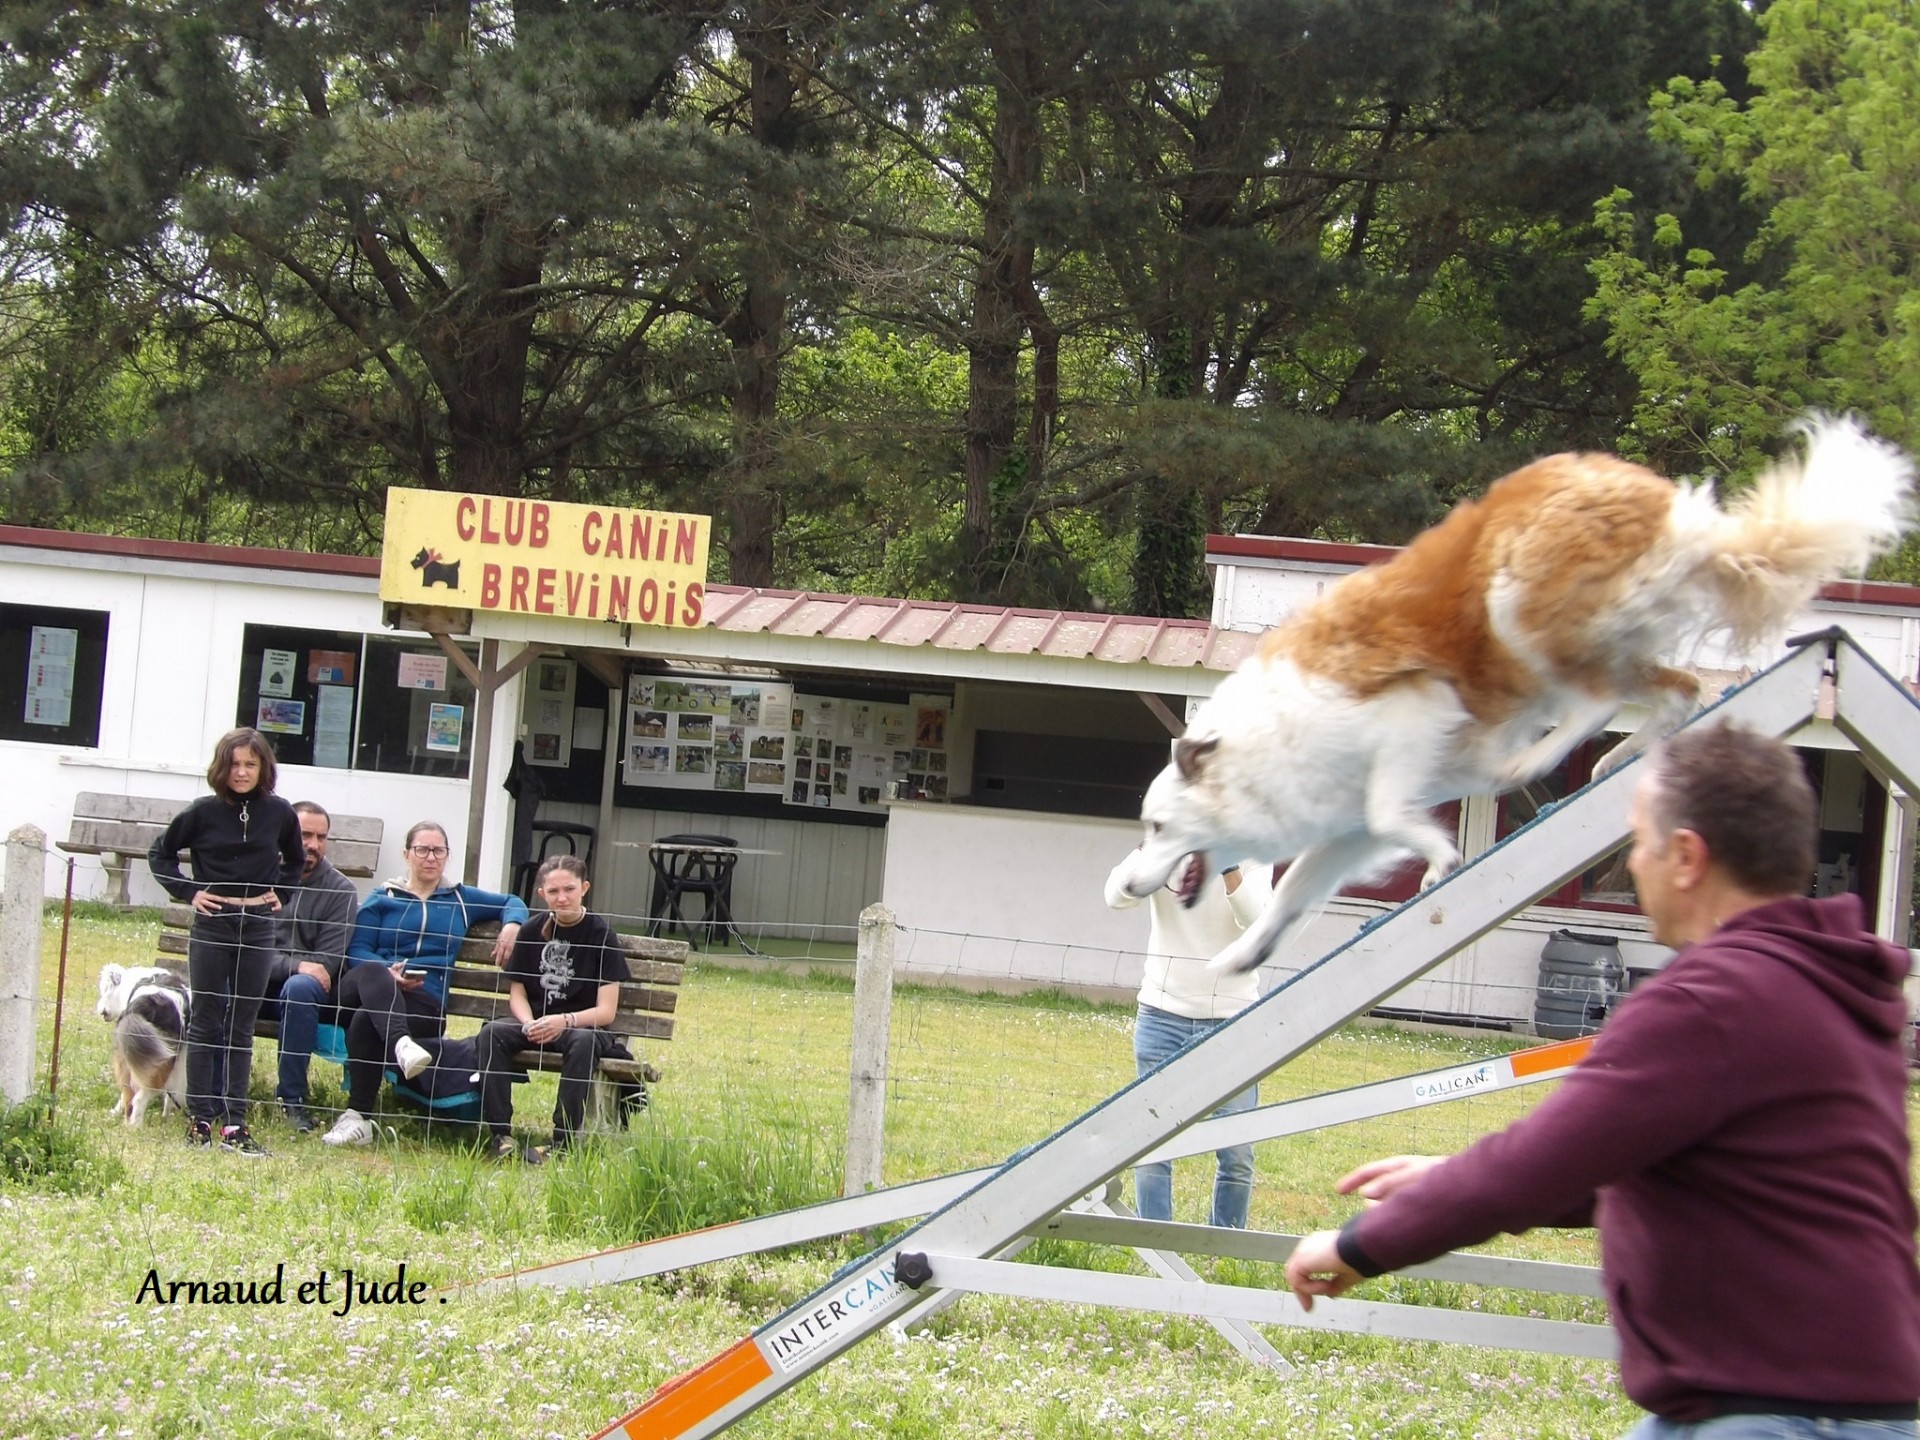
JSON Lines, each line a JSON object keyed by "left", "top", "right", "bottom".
{"left": 1508, "top": 1036, "right": 1593, "bottom": 1078}
{"left": 599, "top": 1338, "right": 773, "bottom": 1440}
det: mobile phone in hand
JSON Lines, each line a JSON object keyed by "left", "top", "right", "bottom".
{"left": 402, "top": 967, "right": 429, "bottom": 979}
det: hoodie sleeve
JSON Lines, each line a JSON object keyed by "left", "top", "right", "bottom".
{"left": 457, "top": 885, "right": 531, "bottom": 928}
{"left": 286, "top": 872, "right": 358, "bottom": 984}
{"left": 345, "top": 891, "right": 392, "bottom": 970}
{"left": 1350, "top": 981, "right": 1738, "bottom": 1274}
{"left": 147, "top": 803, "right": 201, "bottom": 904}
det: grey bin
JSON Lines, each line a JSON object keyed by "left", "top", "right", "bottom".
{"left": 1534, "top": 929, "right": 1625, "bottom": 1039}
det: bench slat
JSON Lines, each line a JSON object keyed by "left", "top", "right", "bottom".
{"left": 323, "top": 815, "right": 383, "bottom": 843}
{"left": 454, "top": 931, "right": 687, "bottom": 968}
{"left": 71, "top": 792, "right": 183, "bottom": 825}
{"left": 440, "top": 965, "right": 679, "bottom": 1011}
{"left": 440, "top": 994, "right": 675, "bottom": 1040}
{"left": 65, "top": 818, "right": 163, "bottom": 854}
{"left": 520, "top": 1051, "right": 662, "bottom": 1084}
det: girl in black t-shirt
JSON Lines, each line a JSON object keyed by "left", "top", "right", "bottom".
{"left": 472, "top": 855, "right": 630, "bottom": 1162}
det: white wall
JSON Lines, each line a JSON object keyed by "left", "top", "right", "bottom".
{"left": 0, "top": 550, "right": 473, "bottom": 903}
{"left": 881, "top": 802, "right": 1156, "bottom": 997}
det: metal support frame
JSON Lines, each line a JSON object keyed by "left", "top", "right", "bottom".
{"left": 476, "top": 1036, "right": 1592, "bottom": 1296}
{"left": 589, "top": 633, "right": 1919, "bottom": 1440}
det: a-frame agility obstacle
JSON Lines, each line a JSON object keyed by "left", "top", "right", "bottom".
{"left": 537, "top": 630, "right": 1920, "bottom": 1440}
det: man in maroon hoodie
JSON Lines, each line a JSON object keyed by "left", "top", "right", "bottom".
{"left": 1286, "top": 722, "right": 1920, "bottom": 1437}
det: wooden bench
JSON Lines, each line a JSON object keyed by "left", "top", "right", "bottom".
{"left": 60, "top": 792, "right": 383, "bottom": 906}
{"left": 156, "top": 908, "right": 689, "bottom": 1115}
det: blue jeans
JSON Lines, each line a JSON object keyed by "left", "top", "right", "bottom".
{"left": 258, "top": 964, "right": 334, "bottom": 1104}
{"left": 1625, "top": 1416, "right": 1917, "bottom": 1439}
{"left": 1132, "top": 1004, "right": 1257, "bottom": 1228}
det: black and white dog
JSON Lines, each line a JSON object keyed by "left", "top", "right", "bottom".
{"left": 96, "top": 964, "right": 190, "bottom": 1125}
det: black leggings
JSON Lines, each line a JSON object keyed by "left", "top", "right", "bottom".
{"left": 184, "top": 908, "right": 278, "bottom": 1127}
{"left": 337, "top": 965, "right": 444, "bottom": 1114}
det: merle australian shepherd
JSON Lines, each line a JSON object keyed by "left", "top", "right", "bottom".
{"left": 96, "top": 964, "right": 191, "bottom": 1125}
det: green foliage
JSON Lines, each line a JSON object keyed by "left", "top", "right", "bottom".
{"left": 1587, "top": 0, "right": 1920, "bottom": 505}
{"left": 0, "top": 1091, "right": 122, "bottom": 1195}
{"left": 0, "top": 0, "right": 1774, "bottom": 603}
{"left": 544, "top": 1112, "right": 835, "bottom": 1244}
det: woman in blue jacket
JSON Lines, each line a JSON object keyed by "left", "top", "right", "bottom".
{"left": 321, "top": 821, "right": 527, "bottom": 1147}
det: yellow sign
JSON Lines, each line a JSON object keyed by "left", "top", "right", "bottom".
{"left": 378, "top": 488, "right": 712, "bottom": 628}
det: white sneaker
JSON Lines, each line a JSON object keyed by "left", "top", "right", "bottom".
{"left": 394, "top": 1036, "right": 433, "bottom": 1080}
{"left": 322, "top": 1109, "right": 374, "bottom": 1147}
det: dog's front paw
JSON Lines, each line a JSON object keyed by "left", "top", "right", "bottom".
{"left": 1417, "top": 849, "right": 1460, "bottom": 891}
{"left": 1208, "top": 932, "right": 1269, "bottom": 977}
{"left": 1590, "top": 739, "right": 1636, "bottom": 779}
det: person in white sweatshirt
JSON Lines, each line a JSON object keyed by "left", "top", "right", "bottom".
{"left": 1105, "top": 854, "right": 1273, "bottom": 1228}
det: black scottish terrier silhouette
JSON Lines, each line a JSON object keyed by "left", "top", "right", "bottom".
{"left": 410, "top": 547, "right": 461, "bottom": 589}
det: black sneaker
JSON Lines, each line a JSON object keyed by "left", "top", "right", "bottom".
{"left": 281, "top": 1102, "right": 316, "bottom": 1134}
{"left": 484, "top": 1133, "right": 519, "bottom": 1163}
{"left": 218, "top": 1125, "right": 270, "bottom": 1158}
{"left": 187, "top": 1118, "right": 214, "bottom": 1147}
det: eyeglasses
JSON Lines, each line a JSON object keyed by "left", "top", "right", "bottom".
{"left": 408, "top": 846, "right": 449, "bottom": 858}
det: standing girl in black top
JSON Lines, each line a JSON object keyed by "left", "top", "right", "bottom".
{"left": 148, "top": 727, "right": 303, "bottom": 1156}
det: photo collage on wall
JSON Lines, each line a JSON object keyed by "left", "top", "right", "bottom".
{"left": 783, "top": 690, "right": 951, "bottom": 812}
{"left": 624, "top": 676, "right": 793, "bottom": 796}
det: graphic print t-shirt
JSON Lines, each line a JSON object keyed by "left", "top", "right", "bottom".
{"left": 506, "top": 912, "right": 632, "bottom": 1019}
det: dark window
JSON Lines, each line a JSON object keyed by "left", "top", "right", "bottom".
{"left": 355, "top": 636, "right": 478, "bottom": 779}
{"left": 971, "top": 731, "right": 1166, "bottom": 819}
{"left": 234, "top": 625, "right": 366, "bottom": 768}
{"left": 234, "top": 625, "right": 477, "bottom": 778}
{"left": 0, "top": 603, "right": 110, "bottom": 747}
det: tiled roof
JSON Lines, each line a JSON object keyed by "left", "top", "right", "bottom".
{"left": 697, "top": 588, "right": 1260, "bottom": 672}
{"left": 0, "top": 524, "right": 1261, "bottom": 673}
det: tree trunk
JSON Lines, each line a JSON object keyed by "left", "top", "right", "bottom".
{"left": 962, "top": 35, "right": 1040, "bottom": 600}
{"left": 724, "top": 3, "right": 799, "bottom": 589}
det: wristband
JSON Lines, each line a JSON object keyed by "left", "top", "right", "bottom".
{"left": 1220, "top": 864, "right": 1239, "bottom": 876}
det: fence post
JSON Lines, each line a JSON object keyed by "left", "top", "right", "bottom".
{"left": 0, "top": 826, "right": 45, "bottom": 1104}
{"left": 844, "top": 903, "right": 896, "bottom": 1197}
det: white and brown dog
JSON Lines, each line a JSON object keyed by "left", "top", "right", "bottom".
{"left": 96, "top": 963, "right": 190, "bottom": 1124}
{"left": 1109, "top": 415, "right": 1914, "bottom": 975}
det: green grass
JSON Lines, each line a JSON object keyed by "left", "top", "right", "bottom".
{"left": 0, "top": 906, "right": 1741, "bottom": 1436}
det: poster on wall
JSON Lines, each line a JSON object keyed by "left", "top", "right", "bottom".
{"left": 397, "top": 652, "right": 448, "bottom": 691}
{"left": 259, "top": 648, "right": 297, "bottom": 699}
{"left": 24, "top": 625, "right": 77, "bottom": 728}
{"left": 624, "top": 674, "right": 794, "bottom": 794}
{"left": 314, "top": 684, "right": 355, "bottom": 768}
{"left": 256, "top": 698, "right": 306, "bottom": 735}
{"left": 308, "top": 650, "right": 356, "bottom": 685}
{"left": 522, "top": 657, "right": 576, "bottom": 767}
{"left": 780, "top": 691, "right": 950, "bottom": 813}
{"left": 425, "top": 702, "right": 465, "bottom": 753}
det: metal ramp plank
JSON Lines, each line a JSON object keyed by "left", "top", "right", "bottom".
{"left": 598, "top": 635, "right": 1918, "bottom": 1439}
{"left": 480, "top": 1038, "right": 1592, "bottom": 1297}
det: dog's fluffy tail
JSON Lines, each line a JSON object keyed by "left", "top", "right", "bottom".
{"left": 1704, "top": 413, "right": 1914, "bottom": 650}
{"left": 116, "top": 1012, "right": 180, "bottom": 1075}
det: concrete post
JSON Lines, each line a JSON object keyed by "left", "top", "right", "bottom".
{"left": 843, "top": 903, "right": 897, "bottom": 1197}
{"left": 0, "top": 826, "right": 45, "bottom": 1103}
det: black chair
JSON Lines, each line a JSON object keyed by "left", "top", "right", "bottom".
{"left": 504, "top": 740, "right": 598, "bottom": 900}
{"left": 647, "top": 833, "right": 739, "bottom": 949}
